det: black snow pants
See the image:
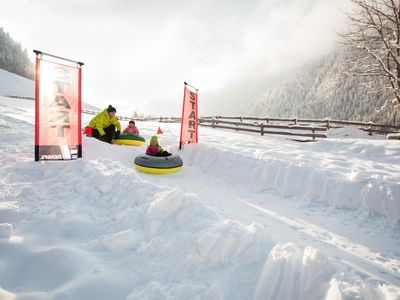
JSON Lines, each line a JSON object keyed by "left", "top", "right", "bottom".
{"left": 92, "top": 124, "right": 115, "bottom": 144}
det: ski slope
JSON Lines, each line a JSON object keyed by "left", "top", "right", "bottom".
{"left": 1, "top": 96, "right": 400, "bottom": 300}
{"left": 0, "top": 70, "right": 34, "bottom": 99}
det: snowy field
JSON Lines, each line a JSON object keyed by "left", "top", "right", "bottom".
{"left": 1, "top": 96, "right": 400, "bottom": 300}
{"left": 0, "top": 70, "right": 34, "bottom": 99}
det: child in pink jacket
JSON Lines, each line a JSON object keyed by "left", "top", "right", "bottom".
{"left": 123, "top": 120, "right": 139, "bottom": 135}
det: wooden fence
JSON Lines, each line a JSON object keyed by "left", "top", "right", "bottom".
{"left": 199, "top": 118, "right": 327, "bottom": 140}
{"left": 4, "top": 95, "right": 35, "bottom": 100}
{"left": 201, "top": 116, "right": 400, "bottom": 136}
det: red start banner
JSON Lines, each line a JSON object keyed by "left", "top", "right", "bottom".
{"left": 179, "top": 82, "right": 198, "bottom": 148}
{"left": 34, "top": 51, "right": 83, "bottom": 161}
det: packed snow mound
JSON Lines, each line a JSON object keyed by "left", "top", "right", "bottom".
{"left": 179, "top": 143, "right": 400, "bottom": 221}
{"left": 254, "top": 243, "right": 334, "bottom": 300}
{"left": 0, "top": 155, "right": 273, "bottom": 299}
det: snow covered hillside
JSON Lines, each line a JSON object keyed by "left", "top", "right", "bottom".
{"left": 0, "top": 69, "right": 34, "bottom": 99}
{"left": 1, "top": 97, "right": 400, "bottom": 299}
{"left": 203, "top": 50, "right": 397, "bottom": 124}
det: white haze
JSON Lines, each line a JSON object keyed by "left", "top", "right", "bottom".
{"left": 1, "top": 0, "right": 350, "bottom": 115}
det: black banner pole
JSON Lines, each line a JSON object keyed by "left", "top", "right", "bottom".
{"left": 184, "top": 81, "right": 198, "bottom": 91}
{"left": 33, "top": 49, "right": 84, "bottom": 66}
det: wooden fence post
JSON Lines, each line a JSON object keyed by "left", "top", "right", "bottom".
{"left": 312, "top": 128, "right": 315, "bottom": 140}
{"left": 368, "top": 122, "right": 373, "bottom": 136}
{"left": 235, "top": 123, "right": 238, "bottom": 131}
{"left": 294, "top": 118, "right": 297, "bottom": 125}
{"left": 261, "top": 123, "right": 264, "bottom": 135}
{"left": 212, "top": 117, "right": 215, "bottom": 128}
{"left": 266, "top": 117, "right": 269, "bottom": 124}
{"left": 240, "top": 116, "right": 243, "bottom": 122}
{"left": 326, "top": 119, "right": 330, "bottom": 129}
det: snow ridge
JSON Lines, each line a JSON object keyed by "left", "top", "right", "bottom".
{"left": 180, "top": 143, "right": 400, "bottom": 222}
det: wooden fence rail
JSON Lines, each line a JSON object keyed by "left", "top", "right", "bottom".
{"left": 199, "top": 118, "right": 327, "bottom": 140}
{"left": 202, "top": 116, "right": 400, "bottom": 135}
{"left": 4, "top": 95, "right": 35, "bottom": 100}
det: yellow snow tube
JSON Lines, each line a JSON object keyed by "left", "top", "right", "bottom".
{"left": 113, "top": 139, "right": 145, "bottom": 146}
{"left": 135, "top": 164, "right": 182, "bottom": 174}
{"left": 134, "top": 154, "right": 183, "bottom": 174}
{"left": 113, "top": 134, "right": 145, "bottom": 146}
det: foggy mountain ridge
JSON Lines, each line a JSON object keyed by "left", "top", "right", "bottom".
{"left": 202, "top": 49, "right": 396, "bottom": 124}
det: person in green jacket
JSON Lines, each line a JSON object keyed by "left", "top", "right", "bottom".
{"left": 89, "top": 105, "right": 121, "bottom": 143}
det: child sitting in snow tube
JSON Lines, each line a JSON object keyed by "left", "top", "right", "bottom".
{"left": 146, "top": 136, "right": 171, "bottom": 157}
{"left": 112, "top": 120, "right": 145, "bottom": 146}
{"left": 123, "top": 120, "right": 140, "bottom": 135}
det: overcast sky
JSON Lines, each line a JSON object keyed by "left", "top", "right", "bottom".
{"left": 1, "top": 0, "right": 350, "bottom": 115}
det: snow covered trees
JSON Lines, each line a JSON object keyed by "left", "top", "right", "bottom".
{"left": 341, "top": 0, "right": 400, "bottom": 113}
{"left": 0, "top": 27, "right": 33, "bottom": 79}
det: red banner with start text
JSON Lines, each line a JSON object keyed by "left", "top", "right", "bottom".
{"left": 35, "top": 56, "right": 82, "bottom": 161}
{"left": 179, "top": 83, "right": 198, "bottom": 148}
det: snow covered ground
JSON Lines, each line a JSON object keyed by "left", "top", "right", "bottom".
{"left": 1, "top": 96, "right": 400, "bottom": 300}
{"left": 0, "top": 70, "right": 34, "bottom": 99}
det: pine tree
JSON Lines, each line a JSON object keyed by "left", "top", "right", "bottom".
{"left": 0, "top": 27, "right": 33, "bottom": 79}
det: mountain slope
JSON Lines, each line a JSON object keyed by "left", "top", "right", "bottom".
{"left": 203, "top": 50, "right": 396, "bottom": 124}
{"left": 0, "top": 68, "right": 33, "bottom": 98}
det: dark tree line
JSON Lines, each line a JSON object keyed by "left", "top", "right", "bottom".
{"left": 0, "top": 27, "right": 33, "bottom": 79}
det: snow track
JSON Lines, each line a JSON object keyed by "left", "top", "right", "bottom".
{"left": 151, "top": 146, "right": 400, "bottom": 287}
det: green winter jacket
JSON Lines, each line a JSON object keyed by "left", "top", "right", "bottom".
{"left": 89, "top": 109, "right": 121, "bottom": 136}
